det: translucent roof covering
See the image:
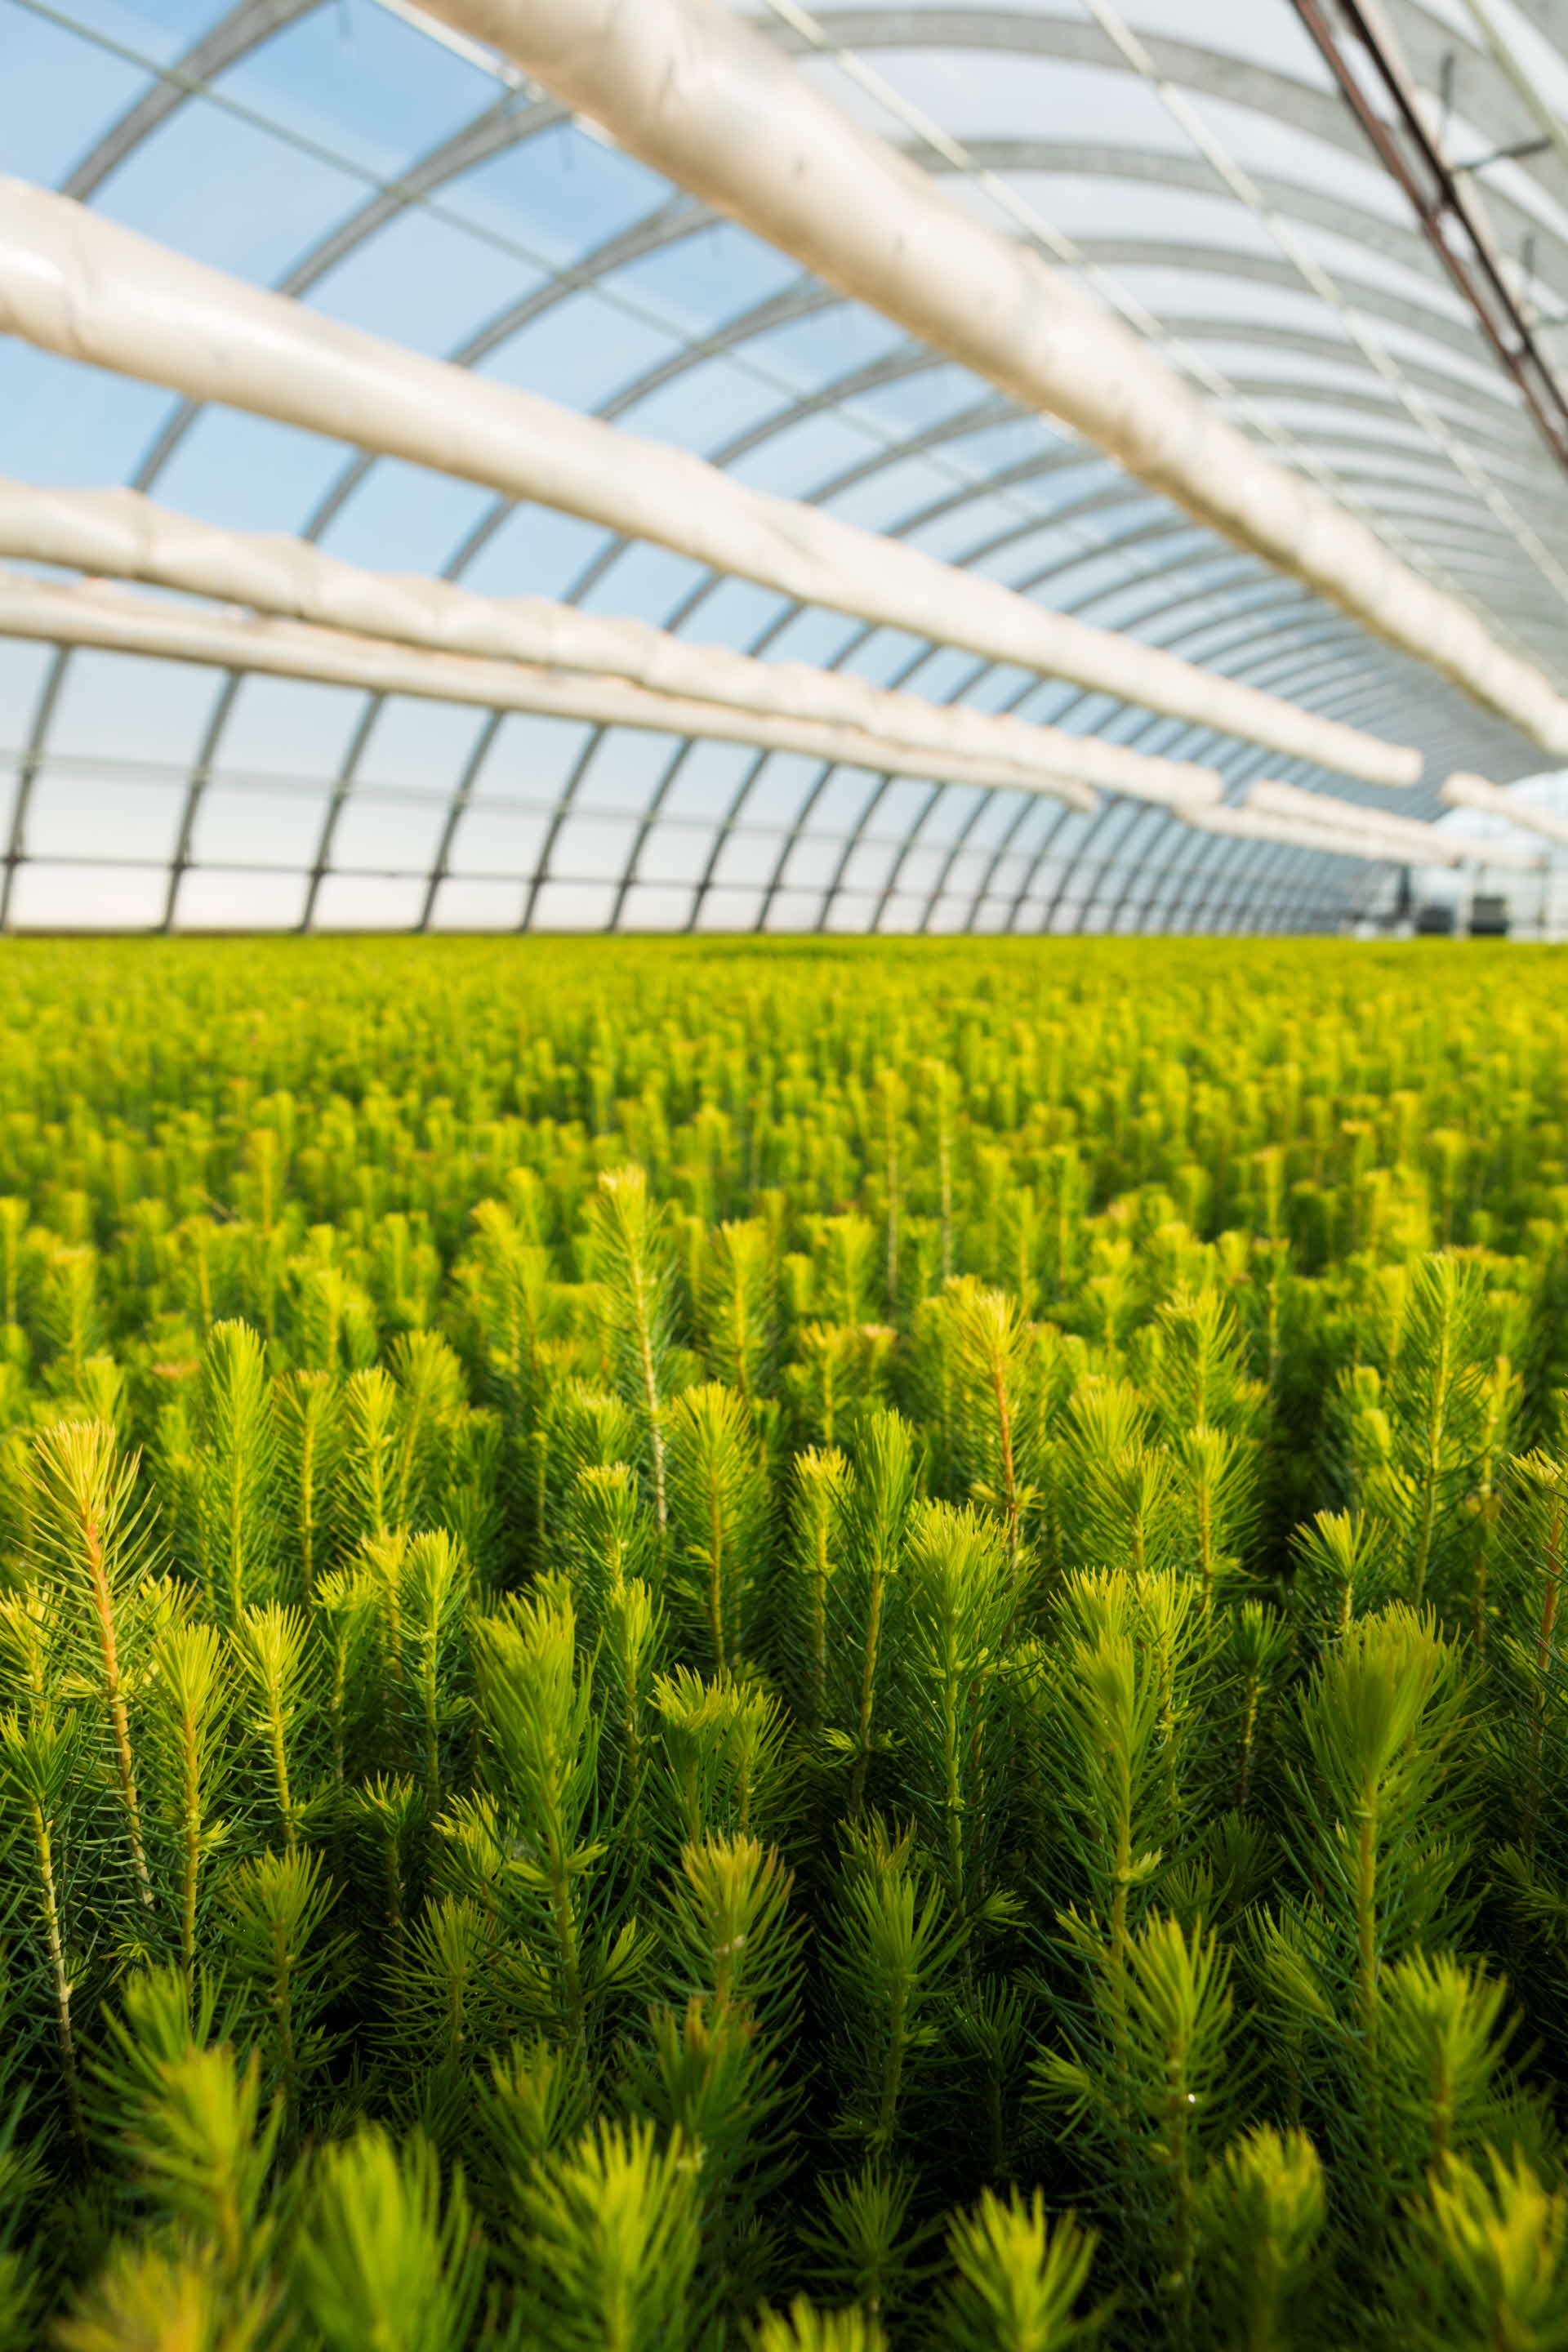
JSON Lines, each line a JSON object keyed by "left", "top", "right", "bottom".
{"left": 2, "top": 0, "right": 1566, "bottom": 932}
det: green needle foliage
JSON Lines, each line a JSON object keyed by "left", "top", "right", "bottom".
{"left": 1198, "top": 2125, "right": 1325, "bottom": 2352}
{"left": 822, "top": 1818, "right": 964, "bottom": 2162}
{"left": 520, "top": 2118, "right": 701, "bottom": 2352}
{"left": 292, "top": 2126, "right": 483, "bottom": 2352}
{"left": 2, "top": 933, "right": 1568, "bottom": 2345}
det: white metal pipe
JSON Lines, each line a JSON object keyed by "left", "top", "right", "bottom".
{"left": 35, "top": 563, "right": 1503, "bottom": 875}
{"left": 1, "top": 475, "right": 1250, "bottom": 809}
{"left": 26, "top": 564, "right": 1516, "bottom": 876}
{"left": 1246, "top": 777, "right": 1476, "bottom": 862}
{"left": 1200, "top": 798, "right": 1539, "bottom": 871}
{"left": 430, "top": 0, "right": 1568, "bottom": 763}
{"left": 0, "top": 176, "right": 1419, "bottom": 788}
{"left": 1442, "top": 768, "right": 1568, "bottom": 849}
{"left": 1190, "top": 806, "right": 1405, "bottom": 864}
{"left": 0, "top": 570, "right": 1109, "bottom": 804}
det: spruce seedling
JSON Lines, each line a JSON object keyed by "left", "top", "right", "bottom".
{"left": 821, "top": 1816, "right": 964, "bottom": 2161}
{"left": 666, "top": 1382, "right": 768, "bottom": 1676}
{"left": 24, "top": 1419, "right": 158, "bottom": 1910}
{"left": 195, "top": 1323, "right": 278, "bottom": 1628}
{"left": 0, "top": 1710, "right": 88, "bottom": 2157}
{"left": 520, "top": 2118, "right": 701, "bottom": 2352}
{"left": 585, "top": 1167, "right": 676, "bottom": 1535}
{"left": 142, "top": 1620, "right": 231, "bottom": 1976}
{"left": 291, "top": 2126, "right": 483, "bottom": 2352}
{"left": 749, "top": 2301, "right": 887, "bottom": 2352}
{"left": 1199, "top": 2125, "right": 1325, "bottom": 2352}
{"left": 942, "top": 2188, "right": 1102, "bottom": 2352}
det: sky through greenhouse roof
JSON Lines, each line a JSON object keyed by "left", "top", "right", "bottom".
{"left": 2, "top": 0, "right": 1566, "bottom": 933}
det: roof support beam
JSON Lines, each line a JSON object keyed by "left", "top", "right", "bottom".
{"left": 2, "top": 478, "right": 1245, "bottom": 811}
{"left": 1244, "top": 774, "right": 1538, "bottom": 863}
{"left": 0, "top": 572, "right": 1118, "bottom": 808}
{"left": 1442, "top": 768, "right": 1568, "bottom": 849}
{"left": 1196, "top": 800, "right": 1537, "bottom": 871}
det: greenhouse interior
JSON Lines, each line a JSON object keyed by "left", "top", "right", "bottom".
{"left": 8, "top": 1, "right": 1568, "bottom": 2348}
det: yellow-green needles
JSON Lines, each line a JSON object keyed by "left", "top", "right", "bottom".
{"left": 0, "top": 933, "right": 1558, "bottom": 2348}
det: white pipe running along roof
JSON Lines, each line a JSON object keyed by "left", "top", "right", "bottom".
{"left": 1187, "top": 806, "right": 1393, "bottom": 866}
{"left": 1200, "top": 795, "right": 1539, "bottom": 872}
{"left": 0, "top": 176, "right": 1417, "bottom": 791}
{"left": 1243, "top": 778, "right": 1501, "bottom": 864}
{"left": 1442, "top": 770, "right": 1568, "bottom": 850}
{"left": 0, "top": 571, "right": 1120, "bottom": 804}
{"left": 1191, "top": 804, "right": 1538, "bottom": 872}
{"left": 0, "top": 476, "right": 1251, "bottom": 813}
{"left": 434, "top": 0, "right": 1568, "bottom": 766}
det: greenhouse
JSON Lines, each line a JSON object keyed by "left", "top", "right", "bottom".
{"left": 6, "top": 2, "right": 1568, "bottom": 2348}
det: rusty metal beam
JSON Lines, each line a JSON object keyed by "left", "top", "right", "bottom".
{"left": 1290, "top": 0, "right": 1568, "bottom": 479}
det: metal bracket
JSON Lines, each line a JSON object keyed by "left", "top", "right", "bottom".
{"left": 1451, "top": 133, "right": 1552, "bottom": 175}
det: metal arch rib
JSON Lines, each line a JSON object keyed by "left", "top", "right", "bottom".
{"left": 568, "top": 324, "right": 1553, "bottom": 662}
{"left": 767, "top": 608, "right": 1417, "bottom": 943}
{"left": 900, "top": 757, "right": 1010, "bottom": 931}
{"left": 1094, "top": 802, "right": 1188, "bottom": 933}
{"left": 999, "top": 655, "right": 1459, "bottom": 936}
{"left": 6, "top": 29, "right": 1551, "bottom": 926}
{"left": 292, "top": 257, "right": 838, "bottom": 573}
{"left": 869, "top": 779, "right": 949, "bottom": 929}
{"left": 882, "top": 604, "right": 1370, "bottom": 932}
{"left": 0, "top": 648, "right": 69, "bottom": 930}
{"left": 84, "top": 92, "right": 1560, "bottom": 804}
{"left": 827, "top": 6, "right": 1568, "bottom": 510}
{"left": 775, "top": 577, "right": 1513, "bottom": 942}
{"left": 611, "top": 591, "right": 811, "bottom": 933}
{"left": 127, "top": 90, "right": 570, "bottom": 494}
{"left": 922, "top": 430, "right": 1561, "bottom": 587}
{"left": 1016, "top": 735, "right": 1251, "bottom": 938}
{"left": 134, "top": 217, "right": 847, "bottom": 918}
{"left": 959, "top": 648, "right": 1363, "bottom": 941}
{"left": 537, "top": 399, "right": 1458, "bottom": 712}
{"left": 156, "top": 189, "right": 717, "bottom": 933}
{"left": 13, "top": 0, "right": 350, "bottom": 906}
{"left": 680, "top": 745, "right": 774, "bottom": 933}
{"left": 1079, "top": 236, "right": 1556, "bottom": 396}
{"left": 139, "top": 179, "right": 697, "bottom": 515}
{"left": 780, "top": 9, "right": 1360, "bottom": 145}
{"left": 299, "top": 697, "right": 385, "bottom": 930}
{"left": 792, "top": 5, "right": 1566, "bottom": 240}
{"left": 60, "top": 0, "right": 323, "bottom": 202}
{"left": 538, "top": 0, "right": 1568, "bottom": 677}
{"left": 281, "top": 344, "right": 1465, "bottom": 940}
{"left": 933, "top": 133, "right": 1568, "bottom": 326}
{"left": 516, "top": 724, "right": 612, "bottom": 933}
{"left": 102, "top": 87, "right": 574, "bottom": 931}
{"left": 1070, "top": 802, "right": 1182, "bottom": 934}
{"left": 161, "top": 675, "right": 243, "bottom": 930}
{"left": 679, "top": 584, "right": 1367, "bottom": 940}
{"left": 417, "top": 707, "right": 506, "bottom": 929}
{"left": 751, "top": 343, "right": 1535, "bottom": 558}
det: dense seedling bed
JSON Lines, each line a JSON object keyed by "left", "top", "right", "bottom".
{"left": 2, "top": 934, "right": 1568, "bottom": 2350}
